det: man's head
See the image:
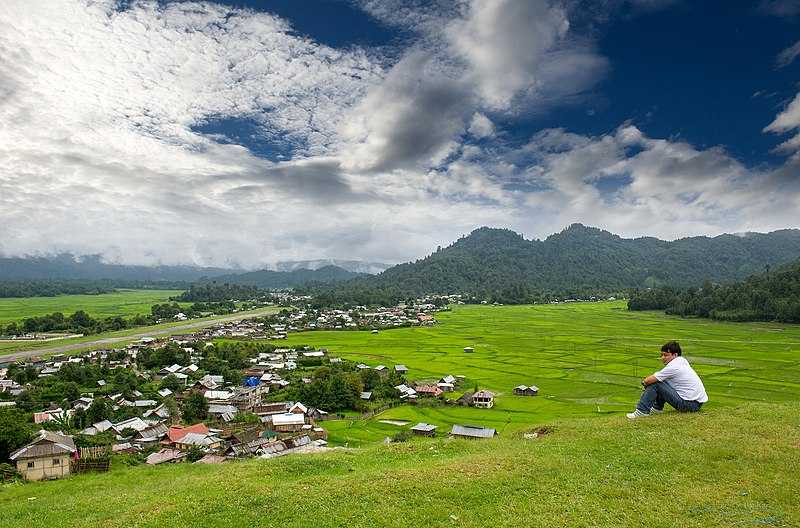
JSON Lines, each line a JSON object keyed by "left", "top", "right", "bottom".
{"left": 660, "top": 341, "right": 682, "bottom": 364}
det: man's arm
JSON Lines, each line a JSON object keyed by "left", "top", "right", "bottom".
{"left": 641, "top": 375, "right": 659, "bottom": 386}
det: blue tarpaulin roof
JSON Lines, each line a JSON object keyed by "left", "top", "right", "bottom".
{"left": 244, "top": 376, "right": 260, "bottom": 387}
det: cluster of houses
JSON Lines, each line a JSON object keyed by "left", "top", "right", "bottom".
{"left": 8, "top": 398, "right": 330, "bottom": 481}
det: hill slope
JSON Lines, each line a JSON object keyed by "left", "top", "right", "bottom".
{"left": 311, "top": 225, "right": 800, "bottom": 303}
{"left": 1, "top": 402, "right": 797, "bottom": 527}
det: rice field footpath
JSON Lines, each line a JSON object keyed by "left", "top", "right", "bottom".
{"left": 273, "top": 301, "right": 800, "bottom": 446}
{"left": 0, "top": 289, "right": 186, "bottom": 325}
{"left": 1, "top": 402, "right": 797, "bottom": 528}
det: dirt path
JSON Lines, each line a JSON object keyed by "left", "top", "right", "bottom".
{"left": 0, "top": 308, "right": 278, "bottom": 363}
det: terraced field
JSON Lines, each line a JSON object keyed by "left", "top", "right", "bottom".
{"left": 278, "top": 302, "right": 800, "bottom": 445}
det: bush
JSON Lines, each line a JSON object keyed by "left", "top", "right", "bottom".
{"left": 391, "top": 430, "right": 412, "bottom": 443}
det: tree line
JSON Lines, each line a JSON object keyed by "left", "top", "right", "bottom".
{"left": 628, "top": 259, "right": 800, "bottom": 323}
{"left": 0, "top": 279, "right": 191, "bottom": 298}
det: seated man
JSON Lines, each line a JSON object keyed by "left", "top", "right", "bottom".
{"left": 627, "top": 341, "right": 708, "bottom": 419}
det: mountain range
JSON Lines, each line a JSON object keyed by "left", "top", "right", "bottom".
{"left": 306, "top": 224, "right": 800, "bottom": 304}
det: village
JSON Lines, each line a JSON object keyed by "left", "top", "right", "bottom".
{"left": 0, "top": 297, "right": 538, "bottom": 483}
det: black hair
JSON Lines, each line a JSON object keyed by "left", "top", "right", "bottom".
{"left": 661, "top": 341, "right": 682, "bottom": 356}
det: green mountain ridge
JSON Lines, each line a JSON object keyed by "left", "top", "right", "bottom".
{"left": 307, "top": 224, "right": 800, "bottom": 304}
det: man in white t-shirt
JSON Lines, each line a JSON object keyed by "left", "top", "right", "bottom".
{"left": 627, "top": 341, "right": 708, "bottom": 419}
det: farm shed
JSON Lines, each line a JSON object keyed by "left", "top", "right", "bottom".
{"left": 450, "top": 425, "right": 497, "bottom": 439}
{"left": 513, "top": 385, "right": 539, "bottom": 396}
{"left": 410, "top": 423, "right": 437, "bottom": 437}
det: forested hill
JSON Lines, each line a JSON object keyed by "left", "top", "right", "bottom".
{"left": 206, "top": 265, "right": 364, "bottom": 289}
{"left": 628, "top": 258, "right": 800, "bottom": 322}
{"left": 306, "top": 224, "right": 800, "bottom": 305}
{"left": 0, "top": 254, "right": 233, "bottom": 282}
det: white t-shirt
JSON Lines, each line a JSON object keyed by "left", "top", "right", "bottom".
{"left": 654, "top": 356, "right": 708, "bottom": 403}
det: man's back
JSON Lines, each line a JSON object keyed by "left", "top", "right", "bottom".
{"left": 654, "top": 356, "right": 708, "bottom": 403}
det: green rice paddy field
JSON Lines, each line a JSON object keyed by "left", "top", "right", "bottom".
{"left": 0, "top": 289, "right": 185, "bottom": 325}
{"left": 278, "top": 302, "right": 800, "bottom": 445}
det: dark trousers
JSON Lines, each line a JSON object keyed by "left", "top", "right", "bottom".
{"left": 636, "top": 382, "right": 702, "bottom": 413}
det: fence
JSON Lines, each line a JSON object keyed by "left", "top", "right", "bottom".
{"left": 71, "top": 446, "right": 111, "bottom": 474}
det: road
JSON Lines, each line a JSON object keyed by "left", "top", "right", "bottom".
{"left": 0, "top": 308, "right": 278, "bottom": 363}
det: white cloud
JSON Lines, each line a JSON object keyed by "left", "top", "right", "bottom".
{"left": 764, "top": 93, "right": 800, "bottom": 159}
{"left": 0, "top": 0, "right": 797, "bottom": 270}
{"left": 776, "top": 40, "right": 800, "bottom": 67}
{"left": 468, "top": 113, "right": 495, "bottom": 139}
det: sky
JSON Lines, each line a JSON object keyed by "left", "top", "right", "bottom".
{"left": 1, "top": 0, "right": 799, "bottom": 268}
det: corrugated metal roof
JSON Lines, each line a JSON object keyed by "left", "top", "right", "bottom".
{"left": 10, "top": 431, "right": 76, "bottom": 460}
{"left": 450, "top": 425, "right": 496, "bottom": 438}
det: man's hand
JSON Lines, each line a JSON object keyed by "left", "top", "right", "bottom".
{"left": 641, "top": 375, "right": 658, "bottom": 387}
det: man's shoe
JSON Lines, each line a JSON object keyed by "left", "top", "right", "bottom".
{"left": 649, "top": 407, "right": 664, "bottom": 414}
{"left": 626, "top": 409, "right": 650, "bottom": 419}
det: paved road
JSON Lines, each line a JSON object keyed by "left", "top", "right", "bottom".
{"left": 0, "top": 308, "right": 278, "bottom": 363}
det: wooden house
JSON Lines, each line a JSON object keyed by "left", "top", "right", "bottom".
{"left": 410, "top": 423, "right": 437, "bottom": 437}
{"left": 513, "top": 385, "right": 539, "bottom": 396}
{"left": 10, "top": 431, "right": 76, "bottom": 481}
{"left": 472, "top": 390, "right": 495, "bottom": 409}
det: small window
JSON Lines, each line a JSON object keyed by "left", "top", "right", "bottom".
{"left": 27, "top": 461, "right": 35, "bottom": 468}
{"left": 52, "top": 458, "right": 60, "bottom": 465}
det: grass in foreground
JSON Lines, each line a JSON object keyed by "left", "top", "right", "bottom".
{"left": 0, "top": 289, "right": 185, "bottom": 326}
{"left": 1, "top": 402, "right": 797, "bottom": 528}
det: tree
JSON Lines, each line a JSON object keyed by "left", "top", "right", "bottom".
{"left": 0, "top": 409, "right": 35, "bottom": 462}
{"left": 86, "top": 399, "right": 111, "bottom": 425}
{"left": 160, "top": 374, "right": 181, "bottom": 392}
{"left": 182, "top": 392, "right": 208, "bottom": 424}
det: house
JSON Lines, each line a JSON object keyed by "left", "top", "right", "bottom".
{"left": 204, "top": 390, "right": 234, "bottom": 402}
{"left": 208, "top": 404, "right": 238, "bottom": 422}
{"left": 449, "top": 424, "right": 497, "bottom": 439}
{"left": 410, "top": 423, "right": 437, "bottom": 437}
{"left": 437, "top": 382, "right": 455, "bottom": 392}
{"left": 513, "top": 385, "right": 539, "bottom": 396}
{"left": 158, "top": 388, "right": 173, "bottom": 398}
{"left": 80, "top": 419, "right": 113, "bottom": 436}
{"left": 394, "top": 384, "right": 417, "bottom": 399}
{"left": 439, "top": 375, "right": 457, "bottom": 385}
{"left": 456, "top": 391, "right": 474, "bottom": 406}
{"left": 175, "top": 432, "right": 224, "bottom": 451}
{"left": 34, "top": 408, "right": 68, "bottom": 424}
{"left": 143, "top": 403, "right": 171, "bottom": 420}
{"left": 112, "top": 417, "right": 150, "bottom": 435}
{"left": 134, "top": 423, "right": 169, "bottom": 445}
{"left": 72, "top": 397, "right": 94, "bottom": 411}
{"left": 394, "top": 364, "right": 409, "bottom": 374}
{"left": 167, "top": 423, "right": 209, "bottom": 444}
{"left": 472, "top": 390, "right": 495, "bottom": 409}
{"left": 374, "top": 365, "right": 388, "bottom": 374}
{"left": 360, "top": 391, "right": 373, "bottom": 401}
{"left": 463, "top": 347, "right": 474, "bottom": 353}
{"left": 270, "top": 412, "right": 306, "bottom": 432}
{"left": 145, "top": 448, "right": 186, "bottom": 465}
{"left": 414, "top": 385, "right": 442, "bottom": 398}
{"left": 10, "top": 430, "right": 77, "bottom": 481}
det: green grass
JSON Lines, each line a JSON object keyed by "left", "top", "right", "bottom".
{"left": 1, "top": 402, "right": 797, "bottom": 527}
{"left": 0, "top": 306, "right": 281, "bottom": 358}
{"left": 0, "top": 289, "right": 185, "bottom": 325}
{"left": 277, "top": 302, "right": 800, "bottom": 445}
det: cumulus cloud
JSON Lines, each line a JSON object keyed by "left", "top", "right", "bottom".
{"left": 1, "top": 0, "right": 798, "bottom": 269}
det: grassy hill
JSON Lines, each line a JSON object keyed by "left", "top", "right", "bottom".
{"left": 1, "top": 402, "right": 797, "bottom": 527}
